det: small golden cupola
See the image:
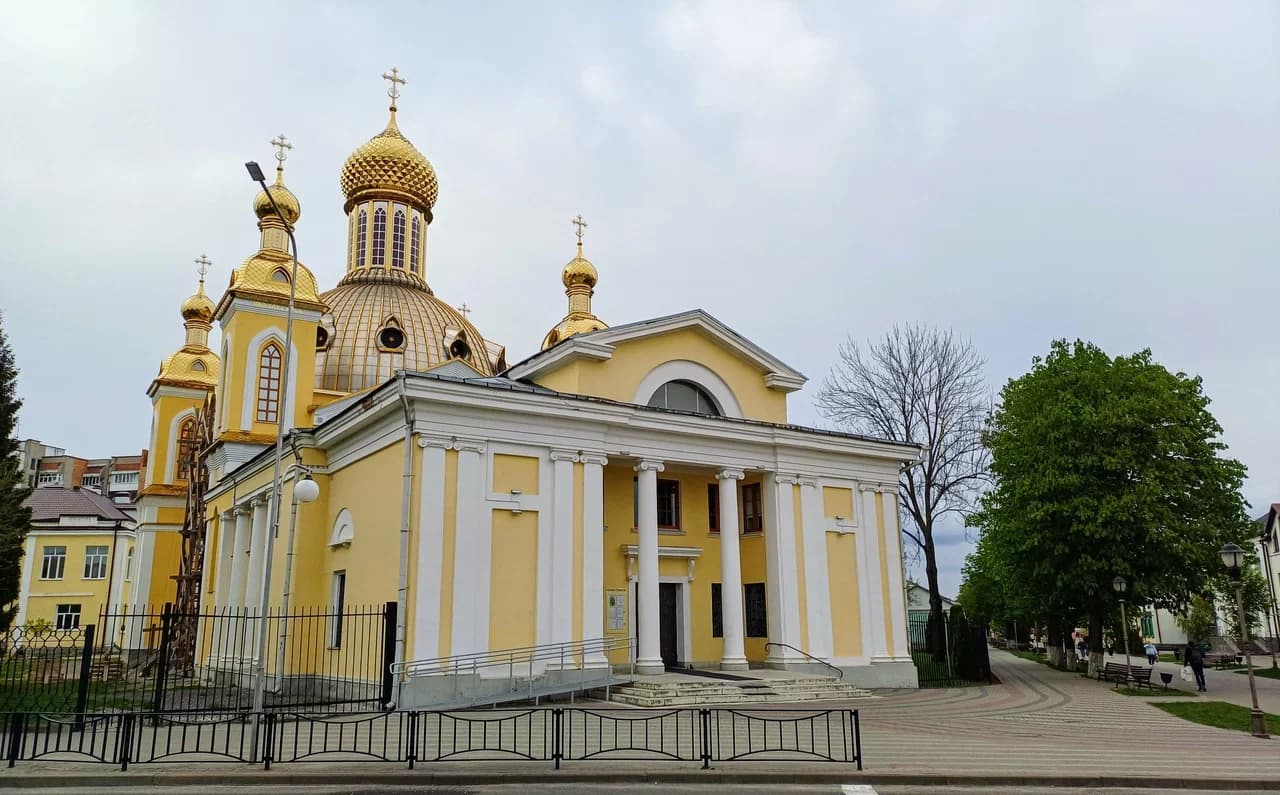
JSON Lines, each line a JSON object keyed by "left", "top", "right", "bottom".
{"left": 541, "top": 214, "right": 608, "bottom": 350}
{"left": 153, "top": 256, "right": 221, "bottom": 391}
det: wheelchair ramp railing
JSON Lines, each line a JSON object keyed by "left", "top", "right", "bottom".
{"left": 392, "top": 636, "right": 634, "bottom": 710}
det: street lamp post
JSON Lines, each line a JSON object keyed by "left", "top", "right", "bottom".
{"left": 273, "top": 465, "right": 320, "bottom": 684}
{"left": 1221, "top": 543, "right": 1269, "bottom": 738}
{"left": 244, "top": 159, "right": 302, "bottom": 759}
{"left": 1112, "top": 576, "right": 1131, "bottom": 670}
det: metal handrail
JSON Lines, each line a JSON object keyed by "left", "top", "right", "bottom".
{"left": 392, "top": 636, "right": 632, "bottom": 677}
{"left": 765, "top": 642, "right": 843, "bottom": 680}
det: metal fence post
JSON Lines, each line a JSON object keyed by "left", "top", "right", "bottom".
{"left": 406, "top": 711, "right": 419, "bottom": 769}
{"left": 262, "top": 713, "right": 276, "bottom": 770}
{"left": 152, "top": 603, "right": 174, "bottom": 714}
{"left": 853, "top": 709, "right": 863, "bottom": 770}
{"left": 6, "top": 712, "right": 24, "bottom": 768}
{"left": 700, "top": 709, "right": 711, "bottom": 769}
{"left": 118, "top": 713, "right": 134, "bottom": 771}
{"left": 552, "top": 708, "right": 563, "bottom": 770}
{"left": 73, "top": 623, "right": 96, "bottom": 731}
{"left": 380, "top": 601, "right": 397, "bottom": 708}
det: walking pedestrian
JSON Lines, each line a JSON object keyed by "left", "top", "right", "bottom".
{"left": 1184, "top": 641, "right": 1207, "bottom": 692}
{"left": 1076, "top": 637, "right": 1087, "bottom": 661}
{"left": 1144, "top": 642, "right": 1158, "bottom": 666}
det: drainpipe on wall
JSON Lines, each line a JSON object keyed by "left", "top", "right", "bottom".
{"left": 394, "top": 372, "right": 415, "bottom": 702}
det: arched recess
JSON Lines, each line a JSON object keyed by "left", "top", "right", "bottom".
{"left": 163, "top": 407, "right": 197, "bottom": 483}
{"left": 632, "top": 360, "right": 744, "bottom": 419}
{"left": 239, "top": 327, "right": 300, "bottom": 432}
{"left": 330, "top": 508, "right": 355, "bottom": 547}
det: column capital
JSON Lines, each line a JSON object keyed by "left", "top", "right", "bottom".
{"left": 417, "top": 436, "right": 451, "bottom": 449}
{"left": 773, "top": 473, "right": 800, "bottom": 485}
{"left": 417, "top": 436, "right": 486, "bottom": 453}
{"left": 221, "top": 510, "right": 234, "bottom": 522}
{"left": 876, "top": 482, "right": 899, "bottom": 494}
{"left": 549, "top": 449, "right": 580, "bottom": 463}
{"left": 858, "top": 483, "right": 880, "bottom": 493}
{"left": 251, "top": 494, "right": 270, "bottom": 507}
{"left": 798, "top": 476, "right": 820, "bottom": 488}
{"left": 234, "top": 504, "right": 253, "bottom": 517}
{"left": 716, "top": 468, "right": 745, "bottom": 481}
{"left": 634, "top": 459, "right": 665, "bottom": 473}
{"left": 580, "top": 451, "right": 609, "bottom": 467}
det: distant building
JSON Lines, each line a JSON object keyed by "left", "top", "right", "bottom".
{"left": 906, "top": 583, "right": 955, "bottom": 622}
{"left": 14, "top": 438, "right": 147, "bottom": 509}
{"left": 14, "top": 487, "right": 137, "bottom": 639}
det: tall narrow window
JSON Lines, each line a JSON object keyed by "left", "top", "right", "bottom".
{"left": 329, "top": 571, "right": 347, "bottom": 648}
{"left": 711, "top": 583, "right": 723, "bottom": 638}
{"left": 41, "top": 546, "right": 66, "bottom": 580}
{"left": 177, "top": 417, "right": 197, "bottom": 480}
{"left": 410, "top": 215, "right": 421, "bottom": 273}
{"left": 744, "top": 583, "right": 768, "bottom": 638}
{"left": 356, "top": 209, "right": 367, "bottom": 267}
{"left": 707, "top": 483, "right": 720, "bottom": 534}
{"left": 371, "top": 208, "right": 387, "bottom": 266}
{"left": 742, "top": 482, "right": 763, "bottom": 533}
{"left": 392, "top": 209, "right": 406, "bottom": 268}
{"left": 84, "top": 546, "right": 109, "bottom": 579}
{"left": 657, "top": 479, "right": 681, "bottom": 529}
{"left": 255, "top": 343, "right": 283, "bottom": 423}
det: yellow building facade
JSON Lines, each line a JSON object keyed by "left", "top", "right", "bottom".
{"left": 133, "top": 72, "right": 921, "bottom": 697}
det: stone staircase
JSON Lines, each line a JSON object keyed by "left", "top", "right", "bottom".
{"left": 606, "top": 676, "right": 872, "bottom": 707}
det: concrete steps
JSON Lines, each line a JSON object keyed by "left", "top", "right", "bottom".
{"left": 606, "top": 676, "right": 871, "bottom": 707}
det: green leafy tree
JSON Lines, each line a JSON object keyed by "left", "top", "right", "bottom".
{"left": 1175, "top": 595, "right": 1217, "bottom": 644}
{"left": 0, "top": 312, "right": 31, "bottom": 631}
{"left": 1218, "top": 562, "right": 1271, "bottom": 641}
{"left": 967, "top": 340, "right": 1252, "bottom": 673}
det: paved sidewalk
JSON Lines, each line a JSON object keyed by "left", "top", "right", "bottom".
{"left": 1099, "top": 651, "right": 1280, "bottom": 712}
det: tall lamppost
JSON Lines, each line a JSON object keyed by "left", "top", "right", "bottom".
{"left": 244, "top": 157, "right": 301, "bottom": 757}
{"left": 1221, "top": 543, "right": 1269, "bottom": 738}
{"left": 1113, "top": 576, "right": 1131, "bottom": 669}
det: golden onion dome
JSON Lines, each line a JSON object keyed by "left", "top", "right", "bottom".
{"left": 340, "top": 113, "right": 439, "bottom": 214}
{"left": 316, "top": 270, "right": 496, "bottom": 393}
{"left": 562, "top": 248, "right": 598, "bottom": 288}
{"left": 253, "top": 176, "right": 301, "bottom": 226}
{"left": 181, "top": 284, "right": 215, "bottom": 322}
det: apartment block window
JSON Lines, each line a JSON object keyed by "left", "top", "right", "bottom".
{"left": 55, "top": 603, "right": 81, "bottom": 630}
{"left": 744, "top": 583, "right": 768, "bottom": 638}
{"left": 329, "top": 571, "right": 347, "bottom": 648}
{"left": 83, "top": 545, "right": 109, "bottom": 580}
{"left": 711, "top": 583, "right": 723, "bottom": 638}
{"left": 707, "top": 484, "right": 720, "bottom": 534}
{"left": 80, "top": 473, "right": 101, "bottom": 488}
{"left": 37, "top": 471, "right": 61, "bottom": 486}
{"left": 742, "top": 483, "right": 763, "bottom": 534}
{"left": 41, "top": 546, "right": 66, "bottom": 580}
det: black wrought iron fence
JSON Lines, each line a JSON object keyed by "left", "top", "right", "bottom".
{"left": 908, "top": 613, "right": 992, "bottom": 687}
{"left": 0, "top": 603, "right": 395, "bottom": 715}
{"left": 3, "top": 707, "right": 863, "bottom": 770}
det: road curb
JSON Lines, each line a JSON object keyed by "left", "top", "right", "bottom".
{"left": 3, "top": 769, "right": 1280, "bottom": 790}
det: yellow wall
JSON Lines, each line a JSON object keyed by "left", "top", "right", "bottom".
{"left": 822, "top": 487, "right": 861, "bottom": 658}
{"left": 23, "top": 533, "right": 133, "bottom": 626}
{"left": 146, "top": 532, "right": 182, "bottom": 608}
{"left": 876, "top": 491, "right": 895, "bottom": 655}
{"left": 493, "top": 454, "right": 539, "bottom": 495}
{"left": 436, "top": 449, "right": 458, "bottom": 657}
{"left": 533, "top": 327, "right": 788, "bottom": 423}
{"left": 489, "top": 511, "right": 538, "bottom": 650}
{"left": 148, "top": 393, "right": 206, "bottom": 487}
{"left": 216, "top": 310, "right": 318, "bottom": 440}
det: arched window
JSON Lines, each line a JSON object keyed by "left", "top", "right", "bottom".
{"left": 356, "top": 209, "right": 367, "bottom": 268}
{"left": 409, "top": 215, "right": 421, "bottom": 274}
{"left": 647, "top": 380, "right": 721, "bottom": 416}
{"left": 177, "top": 417, "right": 198, "bottom": 481}
{"left": 392, "top": 210, "right": 406, "bottom": 269}
{"left": 371, "top": 208, "right": 387, "bottom": 266}
{"left": 255, "top": 343, "right": 283, "bottom": 423}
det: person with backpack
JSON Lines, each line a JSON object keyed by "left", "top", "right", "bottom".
{"left": 1184, "top": 641, "right": 1207, "bottom": 692}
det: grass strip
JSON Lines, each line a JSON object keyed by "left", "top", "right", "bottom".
{"left": 1153, "top": 700, "right": 1280, "bottom": 733}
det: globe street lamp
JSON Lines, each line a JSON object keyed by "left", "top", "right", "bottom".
{"left": 1112, "top": 576, "right": 1131, "bottom": 671}
{"left": 1221, "top": 542, "right": 1269, "bottom": 738}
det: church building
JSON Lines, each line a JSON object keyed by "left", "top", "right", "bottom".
{"left": 131, "top": 70, "right": 921, "bottom": 696}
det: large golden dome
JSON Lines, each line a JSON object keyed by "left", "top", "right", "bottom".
{"left": 316, "top": 270, "right": 496, "bottom": 393}
{"left": 340, "top": 113, "right": 438, "bottom": 214}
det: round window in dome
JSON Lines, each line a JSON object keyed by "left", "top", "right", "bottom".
{"left": 378, "top": 327, "right": 406, "bottom": 351}
{"left": 449, "top": 338, "right": 471, "bottom": 360}
{"left": 316, "top": 327, "right": 329, "bottom": 348}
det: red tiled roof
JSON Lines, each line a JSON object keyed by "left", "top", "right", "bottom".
{"left": 24, "top": 487, "right": 132, "bottom": 522}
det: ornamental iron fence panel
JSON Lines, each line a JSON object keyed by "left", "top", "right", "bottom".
{"left": 908, "top": 613, "right": 992, "bottom": 688}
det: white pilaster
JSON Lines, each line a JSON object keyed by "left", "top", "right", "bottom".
{"left": 14, "top": 534, "right": 36, "bottom": 628}
{"left": 799, "top": 478, "right": 834, "bottom": 660}
{"left": 764, "top": 474, "right": 805, "bottom": 664}
{"left": 860, "top": 484, "right": 890, "bottom": 661}
{"left": 450, "top": 441, "right": 487, "bottom": 657}
{"left": 214, "top": 511, "right": 234, "bottom": 612}
{"left": 227, "top": 505, "right": 252, "bottom": 612}
{"left": 717, "top": 468, "right": 748, "bottom": 671}
{"left": 244, "top": 497, "right": 269, "bottom": 615}
{"left": 125, "top": 528, "right": 156, "bottom": 648}
{"left": 634, "top": 459, "right": 665, "bottom": 674}
{"left": 549, "top": 449, "right": 578, "bottom": 650}
{"left": 581, "top": 452, "right": 608, "bottom": 668}
{"left": 880, "top": 485, "right": 911, "bottom": 660}
{"left": 412, "top": 438, "right": 448, "bottom": 662}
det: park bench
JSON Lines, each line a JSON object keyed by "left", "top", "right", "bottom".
{"left": 1205, "top": 653, "right": 1239, "bottom": 668}
{"left": 1096, "top": 662, "right": 1154, "bottom": 689}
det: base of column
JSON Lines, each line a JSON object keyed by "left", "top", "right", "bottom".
{"left": 635, "top": 658, "right": 665, "bottom": 675}
{"left": 719, "top": 658, "right": 749, "bottom": 671}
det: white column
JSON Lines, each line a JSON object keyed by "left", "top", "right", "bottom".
{"left": 13, "top": 534, "right": 37, "bottom": 629}
{"left": 214, "top": 511, "right": 235, "bottom": 612}
{"left": 549, "top": 450, "right": 578, "bottom": 653}
{"left": 450, "top": 442, "right": 487, "bottom": 658}
{"left": 244, "top": 497, "right": 269, "bottom": 614}
{"left": 880, "top": 486, "right": 911, "bottom": 660}
{"left": 860, "top": 485, "right": 890, "bottom": 661}
{"left": 764, "top": 474, "right": 805, "bottom": 665}
{"left": 800, "top": 478, "right": 834, "bottom": 660}
{"left": 412, "top": 439, "right": 448, "bottom": 662}
{"left": 227, "top": 505, "right": 252, "bottom": 612}
{"left": 634, "top": 459, "right": 664, "bottom": 674}
{"left": 717, "top": 469, "right": 748, "bottom": 671}
{"left": 582, "top": 453, "right": 608, "bottom": 668}
{"left": 124, "top": 529, "right": 155, "bottom": 649}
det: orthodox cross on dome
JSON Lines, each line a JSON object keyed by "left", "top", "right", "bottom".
{"left": 382, "top": 66, "right": 407, "bottom": 110}
{"left": 458, "top": 303, "right": 471, "bottom": 318}
{"left": 571, "top": 214, "right": 587, "bottom": 244}
{"left": 269, "top": 133, "right": 292, "bottom": 165}
{"left": 194, "top": 254, "right": 212, "bottom": 285}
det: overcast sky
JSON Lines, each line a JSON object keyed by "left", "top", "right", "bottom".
{"left": 2, "top": 1, "right": 1277, "bottom": 597}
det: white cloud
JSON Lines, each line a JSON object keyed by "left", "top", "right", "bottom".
{"left": 580, "top": 63, "right": 621, "bottom": 105}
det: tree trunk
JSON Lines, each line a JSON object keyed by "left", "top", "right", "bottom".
{"left": 1046, "top": 622, "right": 1064, "bottom": 668}
{"left": 924, "top": 536, "right": 947, "bottom": 661}
{"left": 1087, "top": 609, "right": 1104, "bottom": 676}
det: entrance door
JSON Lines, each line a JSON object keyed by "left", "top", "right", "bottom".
{"left": 659, "top": 583, "right": 680, "bottom": 668}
